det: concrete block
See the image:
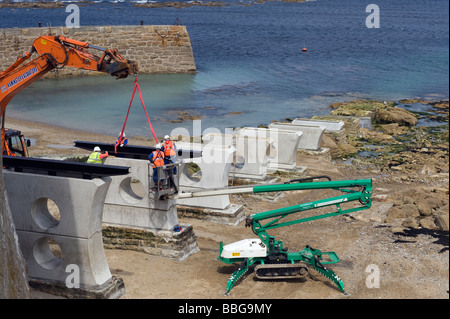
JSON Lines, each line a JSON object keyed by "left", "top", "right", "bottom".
{"left": 313, "top": 115, "right": 367, "bottom": 135}
{"left": 269, "top": 122, "right": 325, "bottom": 151}
{"left": 292, "top": 118, "right": 345, "bottom": 132}
{"left": 203, "top": 132, "right": 270, "bottom": 180}
{"left": 16, "top": 231, "right": 112, "bottom": 288}
{"left": 358, "top": 117, "right": 372, "bottom": 130}
{"left": 103, "top": 157, "right": 178, "bottom": 230}
{"left": 102, "top": 157, "right": 199, "bottom": 260}
{"left": 175, "top": 142, "right": 245, "bottom": 224}
{"left": 3, "top": 171, "right": 110, "bottom": 239}
{"left": 237, "top": 127, "right": 302, "bottom": 171}
{"left": 178, "top": 142, "right": 235, "bottom": 210}
{"left": 3, "top": 170, "right": 123, "bottom": 298}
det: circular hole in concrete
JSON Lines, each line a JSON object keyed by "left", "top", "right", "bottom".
{"left": 33, "top": 237, "right": 63, "bottom": 270}
{"left": 119, "top": 177, "right": 146, "bottom": 204}
{"left": 183, "top": 162, "right": 202, "bottom": 182}
{"left": 31, "top": 198, "right": 61, "bottom": 230}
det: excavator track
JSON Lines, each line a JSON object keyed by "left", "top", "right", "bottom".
{"left": 255, "top": 262, "right": 309, "bottom": 280}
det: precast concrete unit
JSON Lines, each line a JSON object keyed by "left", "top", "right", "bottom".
{"left": 102, "top": 157, "right": 199, "bottom": 261}
{"left": 292, "top": 118, "right": 345, "bottom": 132}
{"left": 103, "top": 157, "right": 178, "bottom": 230}
{"left": 3, "top": 170, "right": 124, "bottom": 299}
{"left": 237, "top": 127, "right": 303, "bottom": 172}
{"left": 176, "top": 142, "right": 244, "bottom": 225}
{"left": 202, "top": 132, "right": 271, "bottom": 180}
{"left": 268, "top": 122, "right": 325, "bottom": 151}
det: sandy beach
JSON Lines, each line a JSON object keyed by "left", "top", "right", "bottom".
{"left": 5, "top": 116, "right": 155, "bottom": 159}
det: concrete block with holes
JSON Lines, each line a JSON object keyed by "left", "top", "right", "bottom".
{"left": 178, "top": 142, "right": 234, "bottom": 209}
{"left": 268, "top": 122, "right": 325, "bottom": 151}
{"left": 175, "top": 142, "right": 245, "bottom": 225}
{"left": 202, "top": 132, "right": 271, "bottom": 180}
{"left": 3, "top": 170, "right": 123, "bottom": 298}
{"left": 103, "top": 157, "right": 178, "bottom": 230}
{"left": 237, "top": 127, "right": 303, "bottom": 172}
{"left": 102, "top": 157, "right": 199, "bottom": 261}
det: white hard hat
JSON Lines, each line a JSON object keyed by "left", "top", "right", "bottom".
{"left": 119, "top": 132, "right": 126, "bottom": 137}
{"left": 156, "top": 144, "right": 162, "bottom": 149}
{"left": 94, "top": 146, "right": 101, "bottom": 152}
{"left": 164, "top": 135, "right": 170, "bottom": 140}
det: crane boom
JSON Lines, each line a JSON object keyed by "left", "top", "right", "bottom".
{"left": 217, "top": 177, "right": 373, "bottom": 295}
{"left": 1, "top": 34, "right": 137, "bottom": 156}
{"left": 247, "top": 179, "right": 372, "bottom": 237}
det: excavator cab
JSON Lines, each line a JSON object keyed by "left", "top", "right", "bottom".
{"left": 2, "top": 129, "right": 30, "bottom": 157}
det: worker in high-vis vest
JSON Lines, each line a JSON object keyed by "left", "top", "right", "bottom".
{"left": 148, "top": 143, "right": 165, "bottom": 186}
{"left": 87, "top": 146, "right": 109, "bottom": 164}
{"left": 116, "top": 132, "right": 128, "bottom": 147}
{"left": 162, "top": 135, "right": 177, "bottom": 174}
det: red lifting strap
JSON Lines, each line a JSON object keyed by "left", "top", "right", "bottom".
{"left": 116, "top": 76, "right": 158, "bottom": 153}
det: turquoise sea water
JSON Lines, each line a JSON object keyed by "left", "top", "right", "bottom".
{"left": 1, "top": 0, "right": 448, "bottom": 138}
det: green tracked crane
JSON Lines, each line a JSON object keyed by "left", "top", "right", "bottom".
{"left": 216, "top": 176, "right": 373, "bottom": 295}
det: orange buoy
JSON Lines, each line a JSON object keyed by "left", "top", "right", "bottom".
{"left": 302, "top": 48, "right": 307, "bottom": 52}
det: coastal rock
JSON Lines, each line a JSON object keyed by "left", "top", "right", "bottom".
{"left": 320, "top": 135, "right": 340, "bottom": 159}
{"left": 376, "top": 107, "right": 418, "bottom": 126}
{"left": 329, "top": 99, "right": 386, "bottom": 121}
{"left": 419, "top": 217, "right": 437, "bottom": 229}
{"left": 0, "top": 1, "right": 66, "bottom": 8}
{"left": 337, "top": 143, "right": 358, "bottom": 158}
{"left": 383, "top": 187, "right": 449, "bottom": 231}
{"left": 402, "top": 217, "right": 419, "bottom": 228}
{"left": 328, "top": 99, "right": 418, "bottom": 126}
{"left": 360, "top": 128, "right": 397, "bottom": 144}
{"left": 134, "top": 1, "right": 229, "bottom": 8}
{"left": 378, "top": 123, "right": 409, "bottom": 136}
{"left": 385, "top": 206, "right": 409, "bottom": 224}
{"left": 435, "top": 213, "right": 449, "bottom": 231}
{"left": 329, "top": 107, "right": 375, "bottom": 119}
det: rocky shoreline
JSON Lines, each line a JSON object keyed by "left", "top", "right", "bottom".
{"left": 0, "top": 0, "right": 308, "bottom": 10}
{"left": 0, "top": 1, "right": 69, "bottom": 9}
{"left": 133, "top": 0, "right": 308, "bottom": 8}
{"left": 310, "top": 99, "right": 449, "bottom": 232}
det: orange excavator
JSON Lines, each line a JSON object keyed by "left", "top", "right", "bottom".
{"left": 0, "top": 35, "right": 137, "bottom": 156}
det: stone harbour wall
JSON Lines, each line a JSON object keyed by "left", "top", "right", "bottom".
{"left": 0, "top": 25, "right": 196, "bottom": 78}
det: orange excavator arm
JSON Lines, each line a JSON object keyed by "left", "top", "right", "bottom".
{"left": 0, "top": 34, "right": 137, "bottom": 156}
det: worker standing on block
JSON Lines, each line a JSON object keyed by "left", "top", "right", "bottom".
{"left": 87, "top": 146, "right": 109, "bottom": 164}
{"left": 148, "top": 143, "right": 165, "bottom": 189}
{"left": 116, "top": 132, "right": 128, "bottom": 147}
{"left": 162, "top": 135, "right": 177, "bottom": 174}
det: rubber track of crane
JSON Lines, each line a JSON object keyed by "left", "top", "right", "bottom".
{"left": 254, "top": 262, "right": 309, "bottom": 280}
{"left": 255, "top": 261, "right": 346, "bottom": 293}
